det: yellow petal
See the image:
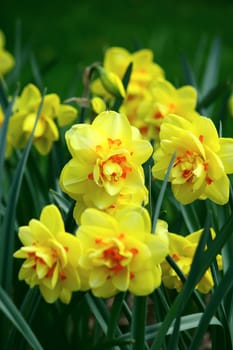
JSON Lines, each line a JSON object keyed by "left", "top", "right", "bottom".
{"left": 57, "top": 104, "right": 78, "bottom": 126}
{"left": 92, "top": 111, "right": 132, "bottom": 143}
{"left": 40, "top": 205, "right": 65, "bottom": 236}
{"left": 219, "top": 138, "right": 233, "bottom": 173}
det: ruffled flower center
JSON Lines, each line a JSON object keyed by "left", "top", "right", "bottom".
{"left": 89, "top": 234, "right": 138, "bottom": 277}
{"left": 26, "top": 243, "right": 69, "bottom": 283}
{"left": 172, "top": 147, "right": 212, "bottom": 186}
{"left": 88, "top": 138, "right": 132, "bottom": 186}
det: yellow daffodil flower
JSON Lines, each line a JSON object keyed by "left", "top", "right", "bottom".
{"left": 60, "top": 110, "right": 153, "bottom": 212}
{"left": 91, "top": 47, "right": 164, "bottom": 126}
{"left": 13, "top": 205, "right": 82, "bottom": 304}
{"left": 103, "top": 47, "right": 164, "bottom": 95}
{"left": 152, "top": 114, "right": 233, "bottom": 205}
{"left": 77, "top": 206, "right": 169, "bottom": 297}
{"left": 138, "top": 79, "right": 199, "bottom": 140}
{"left": 0, "top": 30, "right": 15, "bottom": 76}
{"left": 161, "top": 228, "right": 222, "bottom": 293}
{"left": 7, "top": 84, "right": 78, "bottom": 155}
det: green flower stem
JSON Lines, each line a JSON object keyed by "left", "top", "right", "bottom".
{"left": 166, "top": 255, "right": 205, "bottom": 311}
{"left": 130, "top": 295, "right": 148, "bottom": 350}
{"left": 107, "top": 292, "right": 126, "bottom": 340}
{"left": 152, "top": 152, "right": 176, "bottom": 233}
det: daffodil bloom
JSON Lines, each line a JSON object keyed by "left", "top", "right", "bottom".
{"left": 60, "top": 110, "right": 153, "bottom": 211}
{"left": 91, "top": 46, "right": 164, "bottom": 102}
{"left": 0, "top": 30, "right": 15, "bottom": 76}
{"left": 161, "top": 228, "right": 222, "bottom": 293}
{"left": 77, "top": 206, "right": 169, "bottom": 297}
{"left": 138, "top": 79, "right": 199, "bottom": 140}
{"left": 102, "top": 47, "right": 164, "bottom": 95}
{"left": 13, "top": 205, "right": 82, "bottom": 304}
{"left": 152, "top": 114, "right": 233, "bottom": 205}
{"left": 8, "top": 84, "right": 77, "bottom": 155}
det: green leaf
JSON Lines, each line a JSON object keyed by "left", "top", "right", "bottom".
{"left": 112, "top": 62, "right": 133, "bottom": 111}
{"left": 0, "top": 90, "right": 46, "bottom": 291}
{"left": 150, "top": 211, "right": 233, "bottom": 350}
{"left": 152, "top": 152, "right": 176, "bottom": 233}
{"left": 145, "top": 313, "right": 222, "bottom": 340}
{"left": 0, "top": 286, "right": 43, "bottom": 350}
{"left": 189, "top": 264, "right": 233, "bottom": 350}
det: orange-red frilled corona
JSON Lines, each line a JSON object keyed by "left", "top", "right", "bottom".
{"left": 152, "top": 114, "right": 233, "bottom": 205}
{"left": 77, "top": 206, "right": 169, "bottom": 297}
{"left": 60, "top": 111, "right": 153, "bottom": 220}
{"left": 13, "top": 205, "right": 82, "bottom": 304}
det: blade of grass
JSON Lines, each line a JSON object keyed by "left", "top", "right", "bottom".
{"left": 0, "top": 83, "right": 19, "bottom": 208}
{"left": 0, "top": 286, "right": 43, "bottom": 350}
{"left": 152, "top": 152, "right": 176, "bottom": 233}
{"left": 189, "top": 264, "right": 233, "bottom": 350}
{"left": 0, "top": 90, "right": 46, "bottom": 291}
{"left": 112, "top": 62, "right": 133, "bottom": 111}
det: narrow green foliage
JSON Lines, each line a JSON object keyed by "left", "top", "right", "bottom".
{"left": 0, "top": 286, "right": 43, "bottom": 350}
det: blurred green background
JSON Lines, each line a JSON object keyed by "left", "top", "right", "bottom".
{"left": 1, "top": 0, "right": 233, "bottom": 97}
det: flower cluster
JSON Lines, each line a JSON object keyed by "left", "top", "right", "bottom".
{"left": 4, "top": 83, "right": 78, "bottom": 156}
{"left": 12, "top": 43, "right": 229, "bottom": 305}
{"left": 14, "top": 204, "right": 170, "bottom": 301}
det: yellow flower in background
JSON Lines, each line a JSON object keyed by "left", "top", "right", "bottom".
{"left": 96, "top": 65, "right": 126, "bottom": 98}
{"left": 228, "top": 94, "right": 233, "bottom": 117}
{"left": 102, "top": 47, "right": 164, "bottom": 95}
{"left": 152, "top": 114, "right": 233, "bottom": 205}
{"left": 13, "top": 205, "right": 81, "bottom": 304}
{"left": 0, "top": 30, "right": 15, "bottom": 76}
{"left": 161, "top": 228, "right": 222, "bottom": 293}
{"left": 7, "top": 83, "right": 78, "bottom": 155}
{"left": 60, "top": 110, "right": 153, "bottom": 212}
{"left": 138, "top": 79, "right": 199, "bottom": 140}
{"left": 77, "top": 206, "right": 169, "bottom": 297}
{"left": 91, "top": 47, "right": 165, "bottom": 130}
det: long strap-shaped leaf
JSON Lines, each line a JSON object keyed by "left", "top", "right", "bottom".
{"left": 0, "top": 286, "right": 43, "bottom": 350}
{"left": 189, "top": 263, "right": 233, "bottom": 350}
{"left": 0, "top": 89, "right": 46, "bottom": 291}
{"left": 150, "top": 211, "right": 233, "bottom": 350}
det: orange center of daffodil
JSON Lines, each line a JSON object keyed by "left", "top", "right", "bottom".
{"left": 27, "top": 244, "right": 69, "bottom": 281}
{"left": 88, "top": 138, "right": 133, "bottom": 185}
{"left": 172, "top": 145, "right": 212, "bottom": 185}
{"left": 93, "top": 234, "right": 138, "bottom": 278}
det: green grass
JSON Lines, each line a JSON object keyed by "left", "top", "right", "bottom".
{"left": 1, "top": 0, "right": 233, "bottom": 96}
